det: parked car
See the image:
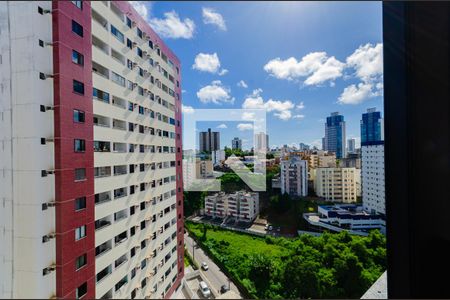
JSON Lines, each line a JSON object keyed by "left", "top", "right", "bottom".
{"left": 201, "top": 262, "right": 209, "bottom": 271}
{"left": 220, "top": 284, "right": 230, "bottom": 294}
{"left": 268, "top": 225, "right": 273, "bottom": 231}
{"left": 199, "top": 281, "right": 211, "bottom": 298}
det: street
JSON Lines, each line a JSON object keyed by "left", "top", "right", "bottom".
{"left": 184, "top": 233, "right": 243, "bottom": 298}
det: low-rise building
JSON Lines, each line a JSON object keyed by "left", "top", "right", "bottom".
{"left": 315, "top": 167, "right": 361, "bottom": 203}
{"left": 280, "top": 157, "right": 308, "bottom": 197}
{"left": 204, "top": 191, "right": 259, "bottom": 222}
{"left": 212, "top": 150, "right": 226, "bottom": 166}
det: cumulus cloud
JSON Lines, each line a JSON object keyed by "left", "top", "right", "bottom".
{"left": 264, "top": 52, "right": 345, "bottom": 86}
{"left": 182, "top": 105, "right": 195, "bottom": 114}
{"left": 149, "top": 11, "right": 195, "bottom": 39}
{"left": 202, "top": 7, "right": 227, "bottom": 31}
{"left": 192, "top": 53, "right": 227, "bottom": 75}
{"left": 241, "top": 112, "right": 255, "bottom": 121}
{"left": 346, "top": 43, "right": 383, "bottom": 83}
{"left": 196, "top": 80, "right": 234, "bottom": 104}
{"left": 237, "top": 123, "right": 253, "bottom": 131}
{"left": 241, "top": 89, "right": 297, "bottom": 121}
{"left": 217, "top": 123, "right": 228, "bottom": 129}
{"left": 293, "top": 114, "right": 305, "bottom": 119}
{"left": 338, "top": 82, "right": 381, "bottom": 105}
{"left": 129, "top": 1, "right": 150, "bottom": 20}
{"left": 237, "top": 80, "right": 248, "bottom": 88}
{"left": 296, "top": 101, "right": 305, "bottom": 110}
{"left": 218, "top": 69, "right": 228, "bottom": 76}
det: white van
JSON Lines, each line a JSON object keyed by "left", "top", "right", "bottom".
{"left": 199, "top": 281, "right": 211, "bottom": 298}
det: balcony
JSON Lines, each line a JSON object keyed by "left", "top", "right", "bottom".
{"left": 94, "top": 166, "right": 111, "bottom": 178}
{"left": 95, "top": 191, "right": 111, "bottom": 205}
{"left": 114, "top": 231, "right": 128, "bottom": 246}
{"left": 92, "top": 8, "right": 108, "bottom": 32}
{"left": 112, "top": 119, "right": 126, "bottom": 131}
{"left": 95, "top": 240, "right": 112, "bottom": 257}
{"left": 93, "top": 114, "right": 110, "bottom": 127}
{"left": 114, "top": 254, "right": 128, "bottom": 269}
{"left": 95, "top": 216, "right": 112, "bottom": 231}
{"left": 114, "top": 209, "right": 128, "bottom": 222}
{"left": 114, "top": 276, "right": 128, "bottom": 293}
{"left": 112, "top": 96, "right": 127, "bottom": 109}
{"left": 92, "top": 35, "right": 109, "bottom": 55}
{"left": 112, "top": 142, "right": 127, "bottom": 153}
{"left": 94, "top": 141, "right": 111, "bottom": 152}
{"left": 93, "top": 61, "right": 110, "bottom": 79}
{"left": 96, "top": 265, "right": 112, "bottom": 283}
{"left": 114, "top": 187, "right": 127, "bottom": 199}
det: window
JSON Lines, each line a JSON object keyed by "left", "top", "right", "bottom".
{"left": 110, "top": 25, "right": 124, "bottom": 43}
{"left": 72, "top": 1, "right": 82, "bottom": 9}
{"left": 137, "top": 47, "right": 143, "bottom": 58}
{"left": 137, "top": 28, "right": 143, "bottom": 38}
{"left": 138, "top": 86, "right": 144, "bottom": 96}
{"left": 75, "top": 197, "right": 86, "bottom": 211}
{"left": 149, "top": 40, "right": 154, "bottom": 49}
{"left": 76, "top": 254, "right": 87, "bottom": 270}
{"left": 93, "top": 88, "right": 109, "bottom": 103}
{"left": 74, "top": 139, "right": 85, "bottom": 152}
{"left": 72, "top": 20, "right": 83, "bottom": 37}
{"left": 75, "top": 225, "right": 86, "bottom": 240}
{"left": 73, "top": 110, "right": 85, "bottom": 123}
{"left": 75, "top": 168, "right": 86, "bottom": 181}
{"left": 130, "top": 205, "right": 135, "bottom": 215}
{"left": 111, "top": 72, "right": 125, "bottom": 87}
{"left": 73, "top": 80, "right": 84, "bottom": 94}
{"left": 126, "top": 17, "right": 132, "bottom": 28}
{"left": 76, "top": 282, "right": 87, "bottom": 299}
{"left": 127, "top": 59, "right": 133, "bottom": 70}
{"left": 127, "top": 38, "right": 133, "bottom": 50}
{"left": 138, "top": 67, "right": 144, "bottom": 77}
{"left": 72, "top": 50, "right": 84, "bottom": 65}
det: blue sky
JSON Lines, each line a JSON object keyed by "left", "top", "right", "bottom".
{"left": 130, "top": 1, "right": 383, "bottom": 150}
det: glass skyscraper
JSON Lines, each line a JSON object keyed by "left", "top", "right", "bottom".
{"left": 361, "top": 108, "right": 384, "bottom": 145}
{"left": 324, "top": 112, "right": 346, "bottom": 159}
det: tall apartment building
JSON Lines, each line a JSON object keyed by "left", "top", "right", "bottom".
{"left": 314, "top": 168, "right": 361, "bottom": 203}
{"left": 204, "top": 191, "right": 259, "bottom": 222}
{"left": 0, "top": 1, "right": 184, "bottom": 299}
{"left": 231, "top": 137, "right": 242, "bottom": 151}
{"left": 323, "top": 112, "right": 346, "bottom": 159}
{"left": 361, "top": 108, "right": 385, "bottom": 215}
{"left": 280, "top": 157, "right": 308, "bottom": 197}
{"left": 347, "top": 138, "right": 356, "bottom": 154}
{"left": 298, "top": 142, "right": 310, "bottom": 151}
{"left": 199, "top": 128, "right": 220, "bottom": 153}
{"left": 254, "top": 132, "right": 269, "bottom": 152}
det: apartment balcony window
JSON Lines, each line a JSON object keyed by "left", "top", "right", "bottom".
{"left": 114, "top": 165, "right": 127, "bottom": 176}
{"left": 73, "top": 109, "right": 85, "bottom": 123}
{"left": 139, "top": 125, "right": 144, "bottom": 133}
{"left": 110, "top": 2, "right": 124, "bottom": 21}
{"left": 96, "top": 265, "right": 112, "bottom": 283}
{"left": 93, "top": 114, "right": 110, "bottom": 128}
{"left": 115, "top": 254, "right": 128, "bottom": 269}
{"left": 95, "top": 191, "right": 111, "bottom": 205}
{"left": 92, "top": 8, "right": 108, "bottom": 30}
{"left": 114, "top": 231, "right": 128, "bottom": 246}
{"left": 76, "top": 282, "right": 87, "bottom": 299}
{"left": 111, "top": 49, "right": 125, "bottom": 65}
{"left": 95, "top": 240, "right": 112, "bottom": 257}
{"left": 75, "top": 168, "right": 86, "bottom": 181}
{"left": 110, "top": 24, "right": 124, "bottom": 43}
{"left": 113, "top": 188, "right": 127, "bottom": 201}
{"left": 92, "top": 35, "right": 109, "bottom": 55}
{"left": 94, "top": 166, "right": 111, "bottom": 178}
{"left": 126, "top": 17, "right": 132, "bottom": 28}
{"left": 129, "top": 144, "right": 135, "bottom": 153}
{"left": 112, "top": 96, "right": 127, "bottom": 109}
{"left": 137, "top": 27, "right": 143, "bottom": 39}
{"left": 111, "top": 72, "right": 126, "bottom": 87}
{"left": 93, "top": 88, "right": 109, "bottom": 103}
{"left": 75, "top": 196, "right": 86, "bottom": 211}
{"left": 76, "top": 253, "right": 87, "bottom": 270}
{"left": 74, "top": 139, "right": 86, "bottom": 152}
{"left": 93, "top": 62, "right": 109, "bottom": 79}
{"left": 72, "top": 50, "right": 84, "bottom": 65}
{"left": 115, "top": 276, "right": 128, "bottom": 293}
{"left": 137, "top": 47, "right": 143, "bottom": 58}
{"left": 113, "top": 142, "right": 127, "bottom": 153}
{"left": 72, "top": 20, "right": 83, "bottom": 37}
{"left": 95, "top": 216, "right": 112, "bottom": 231}
{"left": 141, "top": 239, "right": 147, "bottom": 250}
{"left": 112, "top": 119, "right": 126, "bottom": 131}
{"left": 75, "top": 225, "right": 86, "bottom": 241}
{"left": 114, "top": 209, "right": 128, "bottom": 222}
{"left": 73, "top": 80, "right": 84, "bottom": 95}
{"left": 94, "top": 141, "right": 110, "bottom": 152}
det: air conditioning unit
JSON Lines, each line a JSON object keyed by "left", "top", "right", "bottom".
{"left": 131, "top": 21, "right": 137, "bottom": 28}
{"left": 132, "top": 41, "right": 138, "bottom": 48}
{"left": 133, "top": 83, "right": 138, "bottom": 88}
{"left": 132, "top": 62, "right": 138, "bottom": 68}
{"left": 39, "top": 72, "right": 53, "bottom": 80}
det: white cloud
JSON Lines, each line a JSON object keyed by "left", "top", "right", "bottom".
{"left": 241, "top": 112, "right": 255, "bottom": 121}
{"left": 293, "top": 114, "right": 305, "bottom": 119}
{"left": 202, "top": 7, "right": 227, "bottom": 31}
{"left": 149, "top": 11, "right": 195, "bottom": 39}
{"left": 346, "top": 43, "right": 383, "bottom": 83}
{"left": 237, "top": 123, "right": 253, "bottom": 131}
{"left": 264, "top": 52, "right": 345, "bottom": 86}
{"left": 182, "top": 105, "right": 195, "bottom": 114}
{"left": 217, "top": 123, "right": 227, "bottom": 129}
{"left": 338, "top": 82, "right": 377, "bottom": 105}
{"left": 237, "top": 80, "right": 248, "bottom": 88}
{"left": 182, "top": 89, "right": 187, "bottom": 94}
{"left": 296, "top": 101, "right": 305, "bottom": 110}
{"left": 196, "top": 80, "right": 234, "bottom": 104}
{"left": 192, "top": 53, "right": 221, "bottom": 73}
{"left": 129, "top": 1, "right": 150, "bottom": 20}
{"left": 241, "top": 89, "right": 296, "bottom": 121}
{"left": 218, "top": 69, "right": 228, "bottom": 76}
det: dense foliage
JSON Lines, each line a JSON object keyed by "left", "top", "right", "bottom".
{"left": 186, "top": 221, "right": 386, "bottom": 299}
{"left": 183, "top": 191, "right": 208, "bottom": 217}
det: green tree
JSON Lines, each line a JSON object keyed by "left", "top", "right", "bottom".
{"left": 284, "top": 256, "right": 321, "bottom": 298}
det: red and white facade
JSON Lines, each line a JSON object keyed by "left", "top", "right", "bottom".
{"left": 0, "top": 1, "right": 184, "bottom": 298}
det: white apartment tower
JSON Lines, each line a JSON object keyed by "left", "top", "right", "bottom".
{"left": 280, "top": 157, "right": 308, "bottom": 197}
{"left": 0, "top": 1, "right": 184, "bottom": 299}
{"left": 362, "top": 144, "right": 385, "bottom": 214}
{"left": 315, "top": 168, "right": 361, "bottom": 203}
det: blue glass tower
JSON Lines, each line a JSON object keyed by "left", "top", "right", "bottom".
{"left": 361, "top": 108, "right": 383, "bottom": 146}
{"left": 324, "top": 112, "right": 346, "bottom": 159}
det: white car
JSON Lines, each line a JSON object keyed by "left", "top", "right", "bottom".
{"left": 201, "top": 262, "right": 209, "bottom": 271}
{"left": 199, "top": 281, "right": 211, "bottom": 298}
